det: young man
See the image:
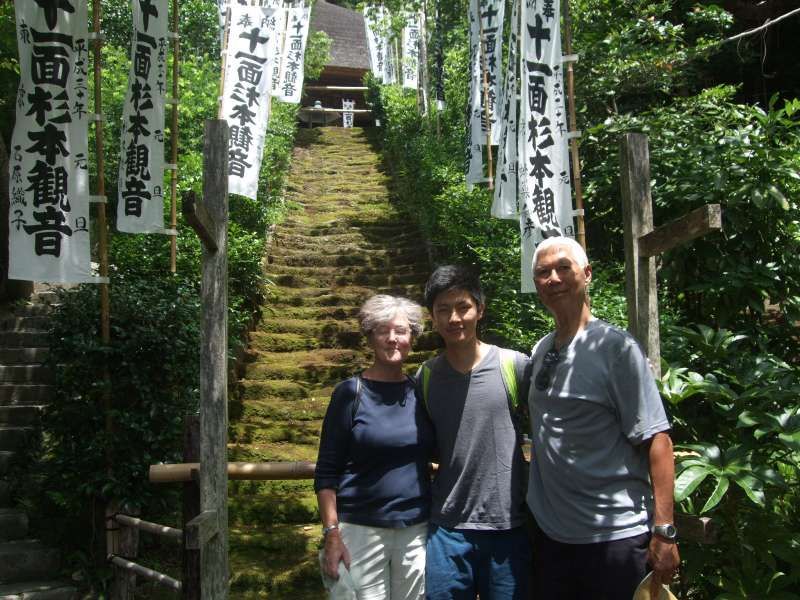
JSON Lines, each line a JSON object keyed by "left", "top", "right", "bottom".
{"left": 528, "top": 236, "right": 680, "bottom": 599}
{"left": 420, "top": 265, "right": 531, "bottom": 600}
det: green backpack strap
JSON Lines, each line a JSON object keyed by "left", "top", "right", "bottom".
{"left": 498, "top": 348, "right": 519, "bottom": 406}
{"left": 419, "top": 359, "right": 434, "bottom": 417}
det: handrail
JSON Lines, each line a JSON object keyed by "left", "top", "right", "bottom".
{"left": 150, "top": 460, "right": 316, "bottom": 483}
{"left": 108, "top": 555, "right": 182, "bottom": 592}
{"left": 113, "top": 513, "right": 183, "bottom": 543}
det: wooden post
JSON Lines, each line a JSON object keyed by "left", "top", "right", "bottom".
{"left": 620, "top": 133, "right": 660, "bottom": 376}
{"left": 182, "top": 415, "right": 201, "bottom": 600}
{"left": 620, "top": 133, "right": 722, "bottom": 380}
{"left": 109, "top": 505, "right": 140, "bottom": 600}
{"left": 199, "top": 119, "right": 229, "bottom": 600}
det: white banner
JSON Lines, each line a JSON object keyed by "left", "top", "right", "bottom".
{"left": 402, "top": 12, "right": 421, "bottom": 90}
{"left": 269, "top": 7, "right": 289, "bottom": 96}
{"left": 519, "top": 0, "right": 574, "bottom": 270}
{"left": 492, "top": 0, "right": 519, "bottom": 219}
{"left": 342, "top": 99, "right": 355, "bottom": 128}
{"left": 8, "top": 0, "right": 93, "bottom": 283}
{"left": 221, "top": 6, "right": 278, "bottom": 200}
{"left": 465, "top": 0, "right": 483, "bottom": 185}
{"left": 364, "top": 5, "right": 386, "bottom": 82}
{"left": 275, "top": 5, "right": 310, "bottom": 104}
{"left": 480, "top": 0, "right": 504, "bottom": 145}
{"left": 117, "top": 0, "right": 169, "bottom": 234}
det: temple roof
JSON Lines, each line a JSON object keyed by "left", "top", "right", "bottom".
{"left": 310, "top": 0, "right": 370, "bottom": 71}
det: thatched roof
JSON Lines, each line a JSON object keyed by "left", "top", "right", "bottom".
{"left": 310, "top": 0, "right": 370, "bottom": 71}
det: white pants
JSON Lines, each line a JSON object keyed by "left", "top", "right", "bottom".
{"left": 325, "top": 521, "right": 427, "bottom": 600}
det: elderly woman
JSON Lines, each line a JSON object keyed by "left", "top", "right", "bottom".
{"left": 314, "top": 294, "right": 435, "bottom": 600}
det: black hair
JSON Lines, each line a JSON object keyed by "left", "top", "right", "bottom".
{"left": 423, "top": 265, "right": 485, "bottom": 311}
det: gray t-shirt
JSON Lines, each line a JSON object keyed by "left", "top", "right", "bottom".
{"left": 527, "top": 319, "right": 670, "bottom": 544}
{"left": 425, "top": 345, "right": 530, "bottom": 530}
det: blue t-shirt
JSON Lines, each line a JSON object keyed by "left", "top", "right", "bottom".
{"left": 314, "top": 376, "right": 435, "bottom": 528}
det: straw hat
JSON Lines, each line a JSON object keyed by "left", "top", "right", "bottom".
{"left": 632, "top": 571, "right": 679, "bottom": 600}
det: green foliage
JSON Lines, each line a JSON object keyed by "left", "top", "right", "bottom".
{"left": 42, "top": 278, "right": 201, "bottom": 513}
{"left": 583, "top": 87, "right": 800, "bottom": 335}
{"left": 304, "top": 30, "right": 332, "bottom": 82}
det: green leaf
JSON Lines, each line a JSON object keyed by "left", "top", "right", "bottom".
{"left": 701, "top": 476, "right": 730, "bottom": 513}
{"left": 674, "top": 465, "right": 710, "bottom": 502}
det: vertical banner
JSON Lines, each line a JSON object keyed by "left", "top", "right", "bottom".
{"left": 364, "top": 5, "right": 386, "bottom": 82}
{"left": 276, "top": 5, "right": 311, "bottom": 104}
{"left": 8, "top": 0, "right": 93, "bottom": 283}
{"left": 117, "top": 0, "right": 169, "bottom": 234}
{"left": 492, "top": 0, "right": 519, "bottom": 219}
{"left": 401, "top": 11, "right": 421, "bottom": 90}
{"left": 480, "top": 0, "right": 504, "bottom": 145}
{"left": 433, "top": 3, "right": 445, "bottom": 110}
{"left": 465, "top": 0, "right": 483, "bottom": 186}
{"left": 269, "top": 7, "right": 289, "bottom": 97}
{"left": 342, "top": 99, "right": 355, "bottom": 128}
{"left": 518, "top": 0, "right": 575, "bottom": 291}
{"left": 221, "top": 5, "right": 277, "bottom": 200}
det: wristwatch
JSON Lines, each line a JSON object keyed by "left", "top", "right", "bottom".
{"left": 322, "top": 523, "right": 339, "bottom": 538}
{"left": 652, "top": 523, "right": 678, "bottom": 543}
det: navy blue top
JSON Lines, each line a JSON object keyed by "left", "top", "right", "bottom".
{"left": 314, "top": 376, "right": 435, "bottom": 528}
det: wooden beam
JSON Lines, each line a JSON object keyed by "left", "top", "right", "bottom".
{"left": 299, "top": 107, "right": 373, "bottom": 114}
{"left": 185, "top": 510, "right": 219, "bottom": 551}
{"left": 304, "top": 85, "right": 369, "bottom": 91}
{"left": 182, "top": 191, "right": 218, "bottom": 252}
{"left": 638, "top": 204, "right": 722, "bottom": 257}
{"left": 675, "top": 512, "right": 717, "bottom": 544}
{"left": 200, "top": 119, "right": 229, "bottom": 600}
{"left": 620, "top": 133, "right": 661, "bottom": 377}
{"left": 149, "top": 461, "right": 317, "bottom": 483}
{"left": 182, "top": 415, "right": 201, "bottom": 600}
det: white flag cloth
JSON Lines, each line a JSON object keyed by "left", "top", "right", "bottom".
{"left": 342, "top": 100, "right": 355, "bottom": 128}
{"left": 492, "top": 0, "right": 520, "bottom": 219}
{"left": 480, "top": 0, "right": 505, "bottom": 145}
{"left": 364, "top": 6, "right": 387, "bottom": 82}
{"left": 116, "top": 0, "right": 169, "bottom": 234}
{"left": 221, "top": 5, "right": 278, "bottom": 200}
{"left": 270, "top": 8, "right": 289, "bottom": 96}
{"left": 8, "top": 0, "right": 94, "bottom": 283}
{"left": 518, "top": 0, "right": 575, "bottom": 290}
{"left": 465, "top": 0, "right": 483, "bottom": 185}
{"left": 402, "top": 12, "right": 421, "bottom": 90}
{"left": 275, "top": 6, "right": 310, "bottom": 104}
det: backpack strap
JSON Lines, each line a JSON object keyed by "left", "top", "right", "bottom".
{"left": 416, "top": 357, "right": 437, "bottom": 417}
{"left": 498, "top": 348, "right": 519, "bottom": 406}
{"left": 350, "top": 376, "right": 363, "bottom": 427}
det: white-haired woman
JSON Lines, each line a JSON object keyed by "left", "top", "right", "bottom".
{"left": 314, "top": 294, "right": 434, "bottom": 599}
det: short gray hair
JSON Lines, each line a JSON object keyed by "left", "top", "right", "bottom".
{"left": 358, "top": 295, "right": 424, "bottom": 337}
{"left": 532, "top": 236, "right": 589, "bottom": 271}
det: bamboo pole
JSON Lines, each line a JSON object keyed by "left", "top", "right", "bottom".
{"left": 150, "top": 461, "right": 317, "bottom": 483}
{"left": 168, "top": 0, "right": 180, "bottom": 272}
{"left": 91, "top": 0, "right": 113, "bottom": 561}
{"left": 562, "top": 0, "right": 586, "bottom": 251}
{"left": 479, "top": 12, "right": 494, "bottom": 189}
{"left": 217, "top": 7, "right": 232, "bottom": 118}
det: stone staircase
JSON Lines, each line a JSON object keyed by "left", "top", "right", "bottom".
{"left": 226, "top": 127, "right": 436, "bottom": 598}
{"left": 0, "top": 292, "right": 77, "bottom": 600}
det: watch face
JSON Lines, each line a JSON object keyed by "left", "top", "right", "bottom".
{"left": 656, "top": 524, "right": 677, "bottom": 539}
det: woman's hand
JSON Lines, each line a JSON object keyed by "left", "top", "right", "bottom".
{"left": 322, "top": 529, "right": 351, "bottom": 579}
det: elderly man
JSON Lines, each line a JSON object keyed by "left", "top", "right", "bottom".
{"left": 527, "top": 236, "right": 680, "bottom": 599}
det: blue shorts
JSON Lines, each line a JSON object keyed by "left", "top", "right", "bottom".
{"left": 425, "top": 524, "right": 531, "bottom": 600}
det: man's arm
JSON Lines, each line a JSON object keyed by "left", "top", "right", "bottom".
{"left": 647, "top": 431, "right": 680, "bottom": 593}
